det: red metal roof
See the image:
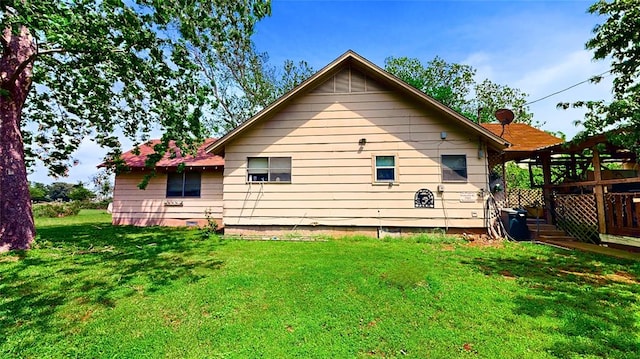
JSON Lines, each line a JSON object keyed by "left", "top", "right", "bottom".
{"left": 481, "top": 123, "right": 563, "bottom": 152}
{"left": 119, "top": 138, "right": 224, "bottom": 168}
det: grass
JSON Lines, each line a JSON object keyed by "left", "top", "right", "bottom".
{"left": 1, "top": 210, "right": 639, "bottom": 358}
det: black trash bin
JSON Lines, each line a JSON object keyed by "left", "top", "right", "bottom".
{"left": 500, "top": 208, "right": 530, "bottom": 240}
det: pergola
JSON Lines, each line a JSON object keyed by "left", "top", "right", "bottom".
{"left": 530, "top": 133, "right": 640, "bottom": 244}
{"left": 483, "top": 124, "right": 640, "bottom": 247}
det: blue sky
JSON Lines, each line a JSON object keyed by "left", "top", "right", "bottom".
{"left": 29, "top": 0, "right": 612, "bottom": 184}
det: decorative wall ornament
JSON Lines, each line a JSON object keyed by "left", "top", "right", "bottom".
{"left": 414, "top": 189, "right": 435, "bottom": 208}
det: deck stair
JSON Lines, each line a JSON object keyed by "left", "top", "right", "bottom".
{"left": 526, "top": 218, "right": 576, "bottom": 242}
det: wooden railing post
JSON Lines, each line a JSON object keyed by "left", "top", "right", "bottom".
{"left": 541, "top": 152, "right": 553, "bottom": 224}
{"left": 593, "top": 148, "right": 607, "bottom": 234}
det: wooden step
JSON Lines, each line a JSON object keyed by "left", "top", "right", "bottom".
{"left": 526, "top": 218, "right": 547, "bottom": 224}
{"left": 538, "top": 235, "right": 576, "bottom": 241}
{"left": 536, "top": 230, "right": 567, "bottom": 236}
{"left": 529, "top": 225, "right": 558, "bottom": 232}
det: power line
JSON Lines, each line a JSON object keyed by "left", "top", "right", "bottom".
{"left": 524, "top": 70, "right": 611, "bottom": 106}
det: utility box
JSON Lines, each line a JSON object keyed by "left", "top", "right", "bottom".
{"left": 500, "top": 209, "right": 530, "bottom": 240}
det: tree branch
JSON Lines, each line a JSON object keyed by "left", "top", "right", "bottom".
{"left": 5, "top": 47, "right": 126, "bottom": 86}
{"left": 5, "top": 52, "right": 36, "bottom": 86}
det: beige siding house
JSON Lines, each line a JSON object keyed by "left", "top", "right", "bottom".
{"left": 206, "top": 51, "right": 509, "bottom": 236}
{"left": 111, "top": 139, "right": 224, "bottom": 227}
{"left": 111, "top": 51, "right": 514, "bottom": 235}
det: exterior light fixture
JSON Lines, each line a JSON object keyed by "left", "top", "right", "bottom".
{"left": 359, "top": 138, "right": 367, "bottom": 146}
{"left": 440, "top": 131, "right": 447, "bottom": 140}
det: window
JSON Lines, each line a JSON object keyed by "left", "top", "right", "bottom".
{"left": 375, "top": 155, "right": 396, "bottom": 182}
{"left": 441, "top": 155, "right": 468, "bottom": 182}
{"left": 166, "top": 171, "right": 201, "bottom": 197}
{"left": 247, "top": 157, "right": 292, "bottom": 182}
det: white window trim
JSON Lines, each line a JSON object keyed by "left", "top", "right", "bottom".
{"left": 372, "top": 154, "right": 399, "bottom": 185}
{"left": 247, "top": 156, "right": 292, "bottom": 184}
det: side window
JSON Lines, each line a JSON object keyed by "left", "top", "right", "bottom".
{"left": 441, "top": 155, "right": 467, "bottom": 182}
{"left": 247, "top": 157, "right": 292, "bottom": 183}
{"left": 374, "top": 155, "right": 396, "bottom": 182}
{"left": 166, "top": 172, "right": 201, "bottom": 197}
{"left": 247, "top": 157, "right": 269, "bottom": 182}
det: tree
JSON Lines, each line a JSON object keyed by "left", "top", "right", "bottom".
{"left": 28, "top": 181, "right": 47, "bottom": 202}
{"left": 203, "top": 46, "right": 314, "bottom": 131}
{"left": 568, "top": 0, "right": 640, "bottom": 155}
{"left": 46, "top": 182, "right": 74, "bottom": 202}
{"left": 0, "top": 1, "right": 270, "bottom": 251}
{"left": 91, "top": 169, "right": 114, "bottom": 202}
{"left": 384, "top": 56, "right": 534, "bottom": 125}
{"left": 68, "top": 182, "right": 95, "bottom": 202}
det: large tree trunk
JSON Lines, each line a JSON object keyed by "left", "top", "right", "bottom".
{"left": 0, "top": 26, "right": 36, "bottom": 252}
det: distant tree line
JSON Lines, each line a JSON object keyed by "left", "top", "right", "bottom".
{"left": 29, "top": 171, "right": 113, "bottom": 204}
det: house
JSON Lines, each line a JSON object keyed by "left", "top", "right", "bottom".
{"left": 111, "top": 138, "right": 224, "bottom": 227}
{"left": 113, "top": 50, "right": 518, "bottom": 236}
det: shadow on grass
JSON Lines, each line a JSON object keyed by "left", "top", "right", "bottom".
{"left": 0, "top": 221, "right": 223, "bottom": 354}
{"left": 466, "top": 248, "right": 640, "bottom": 358}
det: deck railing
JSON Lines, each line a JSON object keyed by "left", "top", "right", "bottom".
{"left": 604, "top": 193, "right": 640, "bottom": 237}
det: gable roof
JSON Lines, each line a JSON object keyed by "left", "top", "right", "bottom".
{"left": 481, "top": 123, "right": 564, "bottom": 152}
{"left": 207, "top": 50, "right": 510, "bottom": 155}
{"left": 117, "top": 138, "right": 224, "bottom": 169}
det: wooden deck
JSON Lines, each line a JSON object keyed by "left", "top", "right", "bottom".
{"left": 536, "top": 238, "right": 640, "bottom": 261}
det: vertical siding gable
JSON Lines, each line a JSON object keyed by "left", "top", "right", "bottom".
{"left": 310, "top": 65, "right": 388, "bottom": 94}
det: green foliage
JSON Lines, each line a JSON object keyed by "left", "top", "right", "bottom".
{"left": 68, "top": 182, "right": 95, "bottom": 202}
{"left": 1, "top": 213, "right": 639, "bottom": 357}
{"left": 76, "top": 199, "right": 110, "bottom": 210}
{"left": 569, "top": 0, "right": 640, "bottom": 155}
{"left": 1, "top": 0, "right": 271, "bottom": 176}
{"left": 385, "top": 56, "right": 535, "bottom": 125}
{"left": 32, "top": 201, "right": 81, "bottom": 218}
{"left": 46, "top": 182, "right": 75, "bottom": 202}
{"left": 504, "top": 161, "right": 543, "bottom": 189}
{"left": 28, "top": 182, "right": 48, "bottom": 202}
{"left": 199, "top": 208, "right": 219, "bottom": 239}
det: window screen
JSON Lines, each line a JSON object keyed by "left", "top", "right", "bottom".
{"left": 441, "top": 155, "right": 467, "bottom": 182}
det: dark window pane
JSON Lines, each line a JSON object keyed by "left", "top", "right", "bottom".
{"left": 249, "top": 173, "right": 268, "bottom": 182}
{"left": 166, "top": 173, "right": 184, "bottom": 197}
{"left": 183, "top": 172, "right": 201, "bottom": 197}
{"left": 376, "top": 168, "right": 395, "bottom": 181}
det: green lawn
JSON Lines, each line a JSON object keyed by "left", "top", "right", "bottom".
{"left": 1, "top": 210, "right": 639, "bottom": 358}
